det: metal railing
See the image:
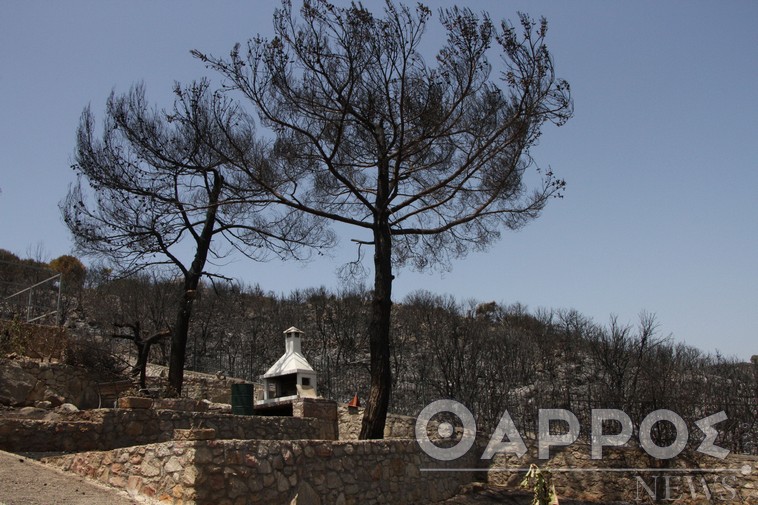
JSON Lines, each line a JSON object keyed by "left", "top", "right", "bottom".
{"left": 2, "top": 273, "right": 62, "bottom": 323}
{"left": 0, "top": 260, "right": 62, "bottom": 325}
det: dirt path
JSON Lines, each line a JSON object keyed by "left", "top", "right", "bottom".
{"left": 0, "top": 450, "right": 152, "bottom": 505}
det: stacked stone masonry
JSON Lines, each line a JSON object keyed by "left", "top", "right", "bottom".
{"left": 0, "top": 357, "right": 254, "bottom": 409}
{"left": 40, "top": 434, "right": 758, "bottom": 505}
{"left": 44, "top": 438, "right": 478, "bottom": 505}
{"left": 338, "top": 406, "right": 417, "bottom": 440}
{"left": 0, "top": 357, "right": 99, "bottom": 408}
{"left": 0, "top": 408, "right": 326, "bottom": 453}
{"left": 144, "top": 364, "right": 251, "bottom": 404}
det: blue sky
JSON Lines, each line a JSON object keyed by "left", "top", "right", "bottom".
{"left": 1, "top": 1, "right": 756, "bottom": 359}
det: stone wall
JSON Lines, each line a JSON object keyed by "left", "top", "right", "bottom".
{"left": 0, "top": 357, "right": 259, "bottom": 408}
{"left": 0, "top": 408, "right": 326, "bottom": 453}
{"left": 0, "top": 357, "right": 99, "bottom": 408}
{"left": 44, "top": 440, "right": 198, "bottom": 502}
{"left": 293, "top": 398, "right": 338, "bottom": 441}
{"left": 338, "top": 405, "right": 417, "bottom": 440}
{"left": 25, "top": 405, "right": 758, "bottom": 504}
{"left": 45, "top": 438, "right": 480, "bottom": 505}
{"left": 145, "top": 364, "right": 251, "bottom": 404}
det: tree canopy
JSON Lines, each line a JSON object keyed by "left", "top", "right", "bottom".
{"left": 49, "top": 255, "right": 86, "bottom": 290}
{"left": 195, "top": 0, "right": 572, "bottom": 437}
{"left": 62, "top": 79, "right": 333, "bottom": 393}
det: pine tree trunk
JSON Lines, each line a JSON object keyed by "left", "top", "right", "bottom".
{"left": 359, "top": 146, "right": 395, "bottom": 440}
{"left": 168, "top": 282, "right": 198, "bottom": 395}
{"left": 135, "top": 339, "right": 149, "bottom": 390}
{"left": 360, "top": 220, "right": 394, "bottom": 439}
{"left": 167, "top": 172, "right": 223, "bottom": 395}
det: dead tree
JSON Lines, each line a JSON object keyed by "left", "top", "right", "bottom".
{"left": 195, "top": 0, "right": 572, "bottom": 437}
{"left": 112, "top": 322, "right": 171, "bottom": 390}
{"left": 62, "top": 80, "right": 332, "bottom": 394}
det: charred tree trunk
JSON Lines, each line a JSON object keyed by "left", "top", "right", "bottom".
{"left": 168, "top": 279, "right": 199, "bottom": 395}
{"left": 134, "top": 334, "right": 149, "bottom": 389}
{"left": 167, "top": 172, "right": 223, "bottom": 395}
{"left": 360, "top": 152, "right": 393, "bottom": 440}
{"left": 113, "top": 323, "right": 170, "bottom": 390}
{"left": 135, "top": 329, "right": 171, "bottom": 389}
{"left": 360, "top": 221, "right": 393, "bottom": 439}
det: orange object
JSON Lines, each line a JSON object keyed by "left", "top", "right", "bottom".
{"left": 347, "top": 394, "right": 360, "bottom": 408}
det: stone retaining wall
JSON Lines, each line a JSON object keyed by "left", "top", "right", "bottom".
{"left": 145, "top": 364, "right": 251, "bottom": 404}
{"left": 29, "top": 412, "right": 758, "bottom": 504}
{"left": 338, "top": 405, "right": 417, "bottom": 440}
{"left": 0, "top": 409, "right": 326, "bottom": 453}
{"left": 0, "top": 357, "right": 99, "bottom": 408}
{"left": 44, "top": 438, "right": 479, "bottom": 505}
{"left": 0, "top": 356, "right": 256, "bottom": 409}
{"left": 293, "top": 398, "right": 339, "bottom": 441}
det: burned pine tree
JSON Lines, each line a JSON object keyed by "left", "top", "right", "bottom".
{"left": 195, "top": 0, "right": 572, "bottom": 437}
{"left": 62, "top": 80, "right": 332, "bottom": 394}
